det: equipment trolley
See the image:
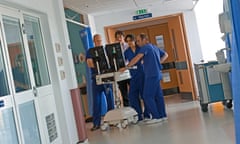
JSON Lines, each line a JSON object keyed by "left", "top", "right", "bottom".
{"left": 194, "top": 61, "right": 232, "bottom": 112}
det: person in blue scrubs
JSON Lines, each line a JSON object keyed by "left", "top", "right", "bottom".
{"left": 93, "top": 34, "right": 114, "bottom": 111}
{"left": 120, "top": 33, "right": 168, "bottom": 124}
{"left": 124, "top": 34, "right": 145, "bottom": 121}
{"left": 86, "top": 34, "right": 114, "bottom": 131}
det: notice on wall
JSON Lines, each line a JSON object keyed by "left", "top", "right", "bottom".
{"left": 162, "top": 72, "right": 171, "bottom": 83}
{"left": 155, "top": 35, "right": 165, "bottom": 50}
{"left": 46, "top": 113, "right": 58, "bottom": 143}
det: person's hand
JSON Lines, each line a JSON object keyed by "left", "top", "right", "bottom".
{"left": 119, "top": 67, "right": 126, "bottom": 73}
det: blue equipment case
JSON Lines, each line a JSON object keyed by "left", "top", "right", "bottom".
{"left": 194, "top": 61, "right": 232, "bottom": 112}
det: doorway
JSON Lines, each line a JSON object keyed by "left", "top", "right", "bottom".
{"left": 105, "top": 13, "right": 197, "bottom": 102}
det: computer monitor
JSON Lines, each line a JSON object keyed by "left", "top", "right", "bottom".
{"left": 105, "top": 42, "right": 126, "bottom": 71}
{"left": 89, "top": 46, "right": 109, "bottom": 74}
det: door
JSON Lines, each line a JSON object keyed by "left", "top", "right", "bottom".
{"left": 124, "top": 27, "right": 148, "bottom": 38}
{"left": 106, "top": 14, "right": 197, "bottom": 100}
{"left": 0, "top": 6, "right": 61, "bottom": 144}
{"left": 0, "top": 24, "right": 19, "bottom": 143}
{"left": 168, "top": 15, "right": 195, "bottom": 99}
{"left": 124, "top": 24, "right": 179, "bottom": 96}
{"left": 147, "top": 23, "right": 179, "bottom": 95}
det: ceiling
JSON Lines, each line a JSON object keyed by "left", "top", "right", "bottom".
{"left": 63, "top": 0, "right": 198, "bottom": 15}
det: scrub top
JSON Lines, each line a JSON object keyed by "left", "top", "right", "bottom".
{"left": 124, "top": 46, "right": 144, "bottom": 80}
{"left": 86, "top": 48, "right": 97, "bottom": 78}
{"left": 138, "top": 43, "right": 165, "bottom": 79}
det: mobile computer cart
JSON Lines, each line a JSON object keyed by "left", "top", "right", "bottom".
{"left": 91, "top": 43, "right": 138, "bottom": 130}
{"left": 194, "top": 61, "right": 232, "bottom": 112}
{"left": 96, "top": 71, "right": 138, "bottom": 130}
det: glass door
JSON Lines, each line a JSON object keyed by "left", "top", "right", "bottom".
{"left": 0, "top": 27, "right": 19, "bottom": 144}
{"left": 0, "top": 6, "right": 61, "bottom": 144}
{"left": 23, "top": 14, "right": 60, "bottom": 143}
{"left": 0, "top": 9, "right": 41, "bottom": 144}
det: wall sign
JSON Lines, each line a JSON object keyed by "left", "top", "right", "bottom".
{"left": 46, "top": 113, "right": 58, "bottom": 143}
{"left": 133, "top": 13, "right": 152, "bottom": 20}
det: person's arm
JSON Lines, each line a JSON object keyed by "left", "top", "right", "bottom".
{"left": 160, "top": 52, "right": 168, "bottom": 64}
{"left": 86, "top": 58, "right": 95, "bottom": 68}
{"left": 119, "top": 53, "right": 144, "bottom": 72}
{"left": 86, "top": 49, "right": 95, "bottom": 68}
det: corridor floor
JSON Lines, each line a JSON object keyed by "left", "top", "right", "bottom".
{"left": 86, "top": 96, "right": 235, "bottom": 144}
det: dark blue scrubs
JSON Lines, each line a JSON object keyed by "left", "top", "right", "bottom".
{"left": 86, "top": 49, "right": 114, "bottom": 126}
{"left": 103, "top": 84, "right": 114, "bottom": 111}
{"left": 139, "top": 43, "right": 167, "bottom": 119}
{"left": 124, "top": 46, "right": 146, "bottom": 121}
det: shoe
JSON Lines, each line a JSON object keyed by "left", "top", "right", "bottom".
{"left": 91, "top": 125, "right": 100, "bottom": 131}
{"left": 145, "top": 118, "right": 162, "bottom": 124}
{"left": 162, "top": 117, "right": 168, "bottom": 121}
{"left": 142, "top": 118, "right": 152, "bottom": 122}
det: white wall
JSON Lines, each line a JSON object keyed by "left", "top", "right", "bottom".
{"left": 89, "top": 1, "right": 203, "bottom": 64}
{"left": 0, "top": 0, "right": 79, "bottom": 143}
{"left": 195, "top": 0, "right": 225, "bottom": 61}
{"left": 183, "top": 11, "right": 203, "bottom": 63}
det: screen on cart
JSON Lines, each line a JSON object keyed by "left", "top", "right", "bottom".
{"left": 105, "top": 42, "right": 126, "bottom": 71}
{"left": 89, "top": 46, "right": 109, "bottom": 74}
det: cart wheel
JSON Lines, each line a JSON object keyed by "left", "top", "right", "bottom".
{"left": 201, "top": 104, "right": 208, "bottom": 112}
{"left": 226, "top": 101, "right": 233, "bottom": 109}
{"left": 101, "top": 123, "right": 109, "bottom": 131}
{"left": 222, "top": 100, "right": 227, "bottom": 106}
{"left": 132, "top": 115, "right": 138, "bottom": 124}
{"left": 121, "top": 120, "right": 128, "bottom": 129}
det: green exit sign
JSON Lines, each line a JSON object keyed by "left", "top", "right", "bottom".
{"left": 136, "top": 9, "right": 148, "bottom": 15}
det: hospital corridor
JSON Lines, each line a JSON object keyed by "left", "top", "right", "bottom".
{"left": 0, "top": 0, "right": 240, "bottom": 144}
{"left": 86, "top": 95, "right": 235, "bottom": 144}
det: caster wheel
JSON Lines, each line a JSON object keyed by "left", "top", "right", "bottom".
{"left": 226, "top": 102, "right": 233, "bottom": 109}
{"left": 120, "top": 120, "right": 128, "bottom": 129}
{"left": 132, "top": 115, "right": 138, "bottom": 124}
{"left": 101, "top": 123, "right": 109, "bottom": 131}
{"left": 222, "top": 100, "right": 227, "bottom": 106}
{"left": 201, "top": 104, "right": 208, "bottom": 112}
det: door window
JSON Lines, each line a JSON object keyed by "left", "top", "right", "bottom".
{"left": 0, "top": 108, "right": 19, "bottom": 144}
{"left": 2, "top": 15, "right": 31, "bottom": 93}
{"left": 24, "top": 15, "right": 50, "bottom": 87}
{"left": 0, "top": 41, "right": 9, "bottom": 96}
{"left": 19, "top": 101, "right": 41, "bottom": 144}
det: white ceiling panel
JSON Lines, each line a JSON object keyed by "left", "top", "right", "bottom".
{"left": 63, "top": 0, "right": 196, "bottom": 15}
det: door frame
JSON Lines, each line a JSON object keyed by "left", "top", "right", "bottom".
{"left": 104, "top": 13, "right": 197, "bottom": 100}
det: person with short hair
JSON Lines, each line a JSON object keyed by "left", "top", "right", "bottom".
{"left": 124, "top": 34, "right": 149, "bottom": 121}
{"left": 120, "top": 33, "right": 168, "bottom": 124}
{"left": 86, "top": 34, "right": 114, "bottom": 131}
{"left": 114, "top": 30, "right": 130, "bottom": 107}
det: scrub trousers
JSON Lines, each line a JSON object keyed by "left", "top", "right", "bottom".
{"left": 92, "top": 79, "right": 114, "bottom": 126}
{"left": 104, "top": 84, "right": 114, "bottom": 110}
{"left": 129, "top": 75, "right": 144, "bottom": 121}
{"left": 142, "top": 76, "right": 167, "bottom": 119}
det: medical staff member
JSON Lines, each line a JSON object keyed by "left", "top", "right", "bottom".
{"left": 120, "top": 33, "right": 168, "bottom": 124}
{"left": 124, "top": 34, "right": 145, "bottom": 121}
{"left": 115, "top": 30, "right": 130, "bottom": 106}
{"left": 93, "top": 34, "right": 114, "bottom": 111}
{"left": 86, "top": 34, "right": 114, "bottom": 131}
